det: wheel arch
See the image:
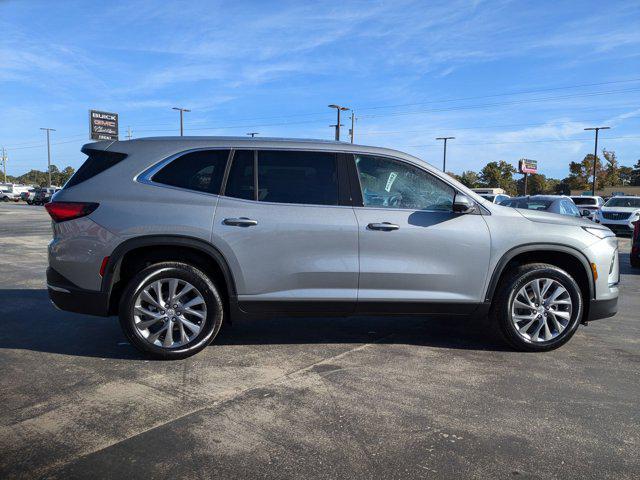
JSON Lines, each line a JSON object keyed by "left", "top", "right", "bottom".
{"left": 102, "top": 235, "right": 237, "bottom": 316}
{"left": 485, "top": 243, "right": 595, "bottom": 306}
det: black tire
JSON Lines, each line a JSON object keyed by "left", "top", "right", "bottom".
{"left": 27, "top": 200, "right": 33, "bottom": 205}
{"left": 119, "top": 262, "right": 224, "bottom": 360}
{"left": 631, "top": 256, "right": 640, "bottom": 269}
{"left": 490, "top": 263, "right": 583, "bottom": 352}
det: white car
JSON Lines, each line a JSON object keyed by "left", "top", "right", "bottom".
{"left": 596, "top": 196, "right": 640, "bottom": 235}
{"left": 480, "top": 193, "right": 511, "bottom": 204}
{"left": 570, "top": 195, "right": 604, "bottom": 221}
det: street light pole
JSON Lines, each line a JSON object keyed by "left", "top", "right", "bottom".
{"left": 40, "top": 128, "right": 56, "bottom": 187}
{"left": 436, "top": 137, "right": 455, "bottom": 172}
{"left": 1, "top": 147, "right": 7, "bottom": 183}
{"left": 584, "top": 126, "right": 610, "bottom": 196}
{"left": 172, "top": 107, "right": 191, "bottom": 136}
{"left": 328, "top": 104, "right": 350, "bottom": 141}
{"left": 349, "top": 112, "right": 356, "bottom": 144}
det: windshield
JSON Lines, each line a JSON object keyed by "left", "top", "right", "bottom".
{"left": 501, "top": 198, "right": 553, "bottom": 211}
{"left": 572, "top": 197, "right": 597, "bottom": 206}
{"left": 604, "top": 197, "right": 640, "bottom": 208}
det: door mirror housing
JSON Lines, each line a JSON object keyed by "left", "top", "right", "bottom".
{"left": 453, "top": 193, "right": 474, "bottom": 213}
{"left": 581, "top": 209, "right": 592, "bottom": 217}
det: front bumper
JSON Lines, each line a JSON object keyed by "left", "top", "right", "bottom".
{"left": 47, "top": 267, "right": 110, "bottom": 317}
{"left": 587, "top": 297, "right": 618, "bottom": 321}
{"left": 599, "top": 222, "right": 634, "bottom": 235}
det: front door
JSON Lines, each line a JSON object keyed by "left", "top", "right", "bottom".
{"left": 350, "top": 154, "right": 491, "bottom": 314}
{"left": 212, "top": 149, "right": 359, "bottom": 314}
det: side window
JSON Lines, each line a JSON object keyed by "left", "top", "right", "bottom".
{"left": 225, "top": 150, "right": 255, "bottom": 200}
{"left": 152, "top": 149, "right": 229, "bottom": 194}
{"left": 355, "top": 155, "right": 454, "bottom": 211}
{"left": 257, "top": 150, "right": 338, "bottom": 205}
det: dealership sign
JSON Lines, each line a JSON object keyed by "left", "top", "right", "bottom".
{"left": 519, "top": 158, "right": 537, "bottom": 174}
{"left": 89, "top": 110, "right": 119, "bottom": 140}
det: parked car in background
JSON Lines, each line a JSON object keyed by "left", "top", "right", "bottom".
{"left": 570, "top": 195, "right": 604, "bottom": 221}
{"left": 45, "top": 137, "right": 619, "bottom": 359}
{"left": 33, "top": 187, "right": 60, "bottom": 205}
{"left": 499, "top": 195, "right": 584, "bottom": 218}
{"left": 595, "top": 196, "right": 640, "bottom": 236}
{"left": 0, "top": 183, "right": 32, "bottom": 202}
{"left": 631, "top": 220, "right": 640, "bottom": 268}
{"left": 21, "top": 188, "right": 38, "bottom": 205}
{"left": 472, "top": 188, "right": 510, "bottom": 204}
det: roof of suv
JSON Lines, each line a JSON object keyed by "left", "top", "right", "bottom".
{"left": 88, "top": 136, "right": 423, "bottom": 162}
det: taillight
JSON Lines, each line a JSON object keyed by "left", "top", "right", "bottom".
{"left": 45, "top": 202, "right": 99, "bottom": 223}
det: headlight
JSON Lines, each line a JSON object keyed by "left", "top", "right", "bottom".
{"left": 583, "top": 226, "right": 615, "bottom": 239}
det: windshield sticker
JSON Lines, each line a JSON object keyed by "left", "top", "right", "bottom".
{"left": 385, "top": 172, "right": 398, "bottom": 192}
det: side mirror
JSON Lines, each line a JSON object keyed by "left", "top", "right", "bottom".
{"left": 453, "top": 193, "right": 474, "bottom": 213}
{"left": 581, "top": 209, "right": 592, "bottom": 217}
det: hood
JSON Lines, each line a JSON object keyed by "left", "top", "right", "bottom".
{"left": 514, "top": 208, "right": 591, "bottom": 227}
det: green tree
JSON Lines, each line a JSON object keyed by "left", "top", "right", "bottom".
{"left": 631, "top": 159, "right": 640, "bottom": 186}
{"left": 458, "top": 170, "right": 480, "bottom": 188}
{"left": 602, "top": 150, "right": 619, "bottom": 187}
{"left": 479, "top": 161, "right": 517, "bottom": 194}
{"left": 619, "top": 166, "right": 633, "bottom": 185}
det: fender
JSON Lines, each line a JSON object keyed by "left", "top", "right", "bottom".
{"left": 101, "top": 235, "right": 238, "bottom": 303}
{"left": 484, "top": 243, "right": 595, "bottom": 303}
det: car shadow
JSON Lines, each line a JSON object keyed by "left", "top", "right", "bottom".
{"left": 0, "top": 289, "right": 509, "bottom": 360}
{"left": 618, "top": 252, "right": 639, "bottom": 275}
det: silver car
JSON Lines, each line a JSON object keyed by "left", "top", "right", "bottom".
{"left": 46, "top": 137, "right": 620, "bottom": 359}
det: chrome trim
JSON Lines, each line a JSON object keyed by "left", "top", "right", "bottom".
{"left": 47, "top": 283, "right": 71, "bottom": 293}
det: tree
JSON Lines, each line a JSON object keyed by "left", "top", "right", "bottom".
{"left": 631, "top": 159, "right": 640, "bottom": 186}
{"left": 458, "top": 170, "right": 480, "bottom": 188}
{"left": 619, "top": 166, "right": 633, "bottom": 185}
{"left": 602, "top": 150, "right": 620, "bottom": 187}
{"left": 479, "top": 161, "right": 517, "bottom": 194}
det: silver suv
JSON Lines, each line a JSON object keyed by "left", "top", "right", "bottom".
{"left": 46, "top": 137, "right": 620, "bottom": 359}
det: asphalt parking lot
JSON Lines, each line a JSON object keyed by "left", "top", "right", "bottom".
{"left": 0, "top": 202, "right": 638, "bottom": 479}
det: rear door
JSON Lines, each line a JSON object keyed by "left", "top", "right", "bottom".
{"left": 212, "top": 149, "right": 358, "bottom": 314}
{"left": 349, "top": 154, "right": 491, "bottom": 314}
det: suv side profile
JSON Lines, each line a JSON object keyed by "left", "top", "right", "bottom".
{"left": 46, "top": 138, "right": 619, "bottom": 359}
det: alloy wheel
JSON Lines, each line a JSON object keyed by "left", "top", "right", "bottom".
{"left": 510, "top": 278, "right": 573, "bottom": 343}
{"left": 133, "top": 278, "right": 207, "bottom": 349}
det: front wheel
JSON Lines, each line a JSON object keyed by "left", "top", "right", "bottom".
{"left": 119, "top": 262, "right": 224, "bottom": 359}
{"left": 491, "top": 263, "right": 583, "bottom": 351}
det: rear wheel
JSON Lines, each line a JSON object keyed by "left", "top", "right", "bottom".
{"left": 119, "top": 262, "right": 224, "bottom": 359}
{"left": 491, "top": 263, "right": 583, "bottom": 351}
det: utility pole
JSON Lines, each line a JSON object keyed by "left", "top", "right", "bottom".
{"left": 1, "top": 147, "right": 7, "bottom": 183}
{"left": 246, "top": 132, "right": 259, "bottom": 138}
{"left": 584, "top": 127, "right": 610, "bottom": 196}
{"left": 328, "top": 104, "right": 350, "bottom": 141}
{"left": 435, "top": 137, "right": 455, "bottom": 172}
{"left": 40, "top": 128, "right": 56, "bottom": 187}
{"left": 172, "top": 107, "right": 191, "bottom": 136}
{"left": 349, "top": 112, "right": 356, "bottom": 144}
{"left": 126, "top": 126, "right": 133, "bottom": 140}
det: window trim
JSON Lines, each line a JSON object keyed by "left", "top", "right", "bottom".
{"left": 348, "top": 153, "right": 459, "bottom": 213}
{"left": 136, "top": 147, "right": 232, "bottom": 197}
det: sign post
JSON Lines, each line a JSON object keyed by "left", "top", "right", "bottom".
{"left": 89, "top": 110, "right": 119, "bottom": 141}
{"left": 519, "top": 158, "right": 537, "bottom": 195}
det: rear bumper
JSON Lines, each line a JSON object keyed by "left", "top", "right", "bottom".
{"left": 587, "top": 296, "right": 618, "bottom": 321}
{"left": 47, "top": 267, "right": 110, "bottom": 317}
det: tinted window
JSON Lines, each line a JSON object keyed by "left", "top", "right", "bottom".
{"left": 65, "top": 149, "right": 128, "bottom": 188}
{"left": 153, "top": 150, "right": 228, "bottom": 194}
{"left": 571, "top": 197, "right": 597, "bottom": 206}
{"left": 225, "top": 150, "right": 255, "bottom": 200}
{"left": 502, "top": 198, "right": 552, "bottom": 210}
{"left": 604, "top": 197, "right": 640, "bottom": 208}
{"left": 257, "top": 150, "right": 338, "bottom": 205}
{"left": 355, "top": 155, "right": 454, "bottom": 211}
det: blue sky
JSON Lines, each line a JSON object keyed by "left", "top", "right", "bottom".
{"left": 2, "top": 0, "right": 640, "bottom": 179}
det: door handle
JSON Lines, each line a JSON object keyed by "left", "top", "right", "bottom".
{"left": 367, "top": 222, "right": 400, "bottom": 231}
{"left": 223, "top": 217, "right": 258, "bottom": 227}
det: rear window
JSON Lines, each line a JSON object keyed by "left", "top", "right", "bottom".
{"left": 65, "top": 149, "right": 128, "bottom": 188}
{"left": 152, "top": 149, "right": 229, "bottom": 194}
{"left": 571, "top": 197, "right": 596, "bottom": 206}
{"left": 502, "top": 198, "right": 553, "bottom": 210}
